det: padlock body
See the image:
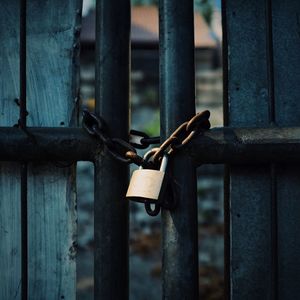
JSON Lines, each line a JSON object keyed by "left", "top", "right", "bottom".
{"left": 126, "top": 169, "right": 165, "bottom": 203}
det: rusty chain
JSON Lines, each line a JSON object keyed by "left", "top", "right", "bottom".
{"left": 152, "top": 110, "right": 210, "bottom": 163}
{"left": 82, "top": 109, "right": 210, "bottom": 168}
{"left": 82, "top": 110, "right": 146, "bottom": 166}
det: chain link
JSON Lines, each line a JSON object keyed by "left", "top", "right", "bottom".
{"left": 82, "top": 109, "right": 210, "bottom": 167}
{"left": 82, "top": 110, "right": 142, "bottom": 165}
{"left": 129, "top": 130, "right": 160, "bottom": 149}
{"left": 152, "top": 110, "right": 210, "bottom": 164}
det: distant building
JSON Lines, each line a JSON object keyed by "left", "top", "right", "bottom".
{"left": 80, "top": 6, "right": 221, "bottom": 108}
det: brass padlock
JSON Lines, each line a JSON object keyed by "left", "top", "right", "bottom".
{"left": 126, "top": 154, "right": 168, "bottom": 204}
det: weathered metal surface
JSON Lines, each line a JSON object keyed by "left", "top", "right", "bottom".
{"left": 0, "top": 127, "right": 99, "bottom": 162}
{"left": 273, "top": 0, "right": 300, "bottom": 298}
{"left": 94, "top": 0, "right": 130, "bottom": 299}
{"left": 82, "top": 110, "right": 142, "bottom": 165}
{"left": 189, "top": 127, "right": 300, "bottom": 165}
{"left": 0, "top": 1, "right": 21, "bottom": 299}
{"left": 159, "top": 0, "right": 199, "bottom": 299}
{"left": 224, "top": 1, "right": 273, "bottom": 299}
{"left": 26, "top": 1, "right": 81, "bottom": 299}
{"left": 2, "top": 127, "right": 300, "bottom": 164}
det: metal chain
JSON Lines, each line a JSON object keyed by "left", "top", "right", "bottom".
{"left": 82, "top": 110, "right": 145, "bottom": 166}
{"left": 129, "top": 129, "right": 160, "bottom": 149}
{"left": 82, "top": 109, "right": 210, "bottom": 217}
{"left": 82, "top": 109, "right": 210, "bottom": 167}
{"left": 152, "top": 110, "right": 210, "bottom": 164}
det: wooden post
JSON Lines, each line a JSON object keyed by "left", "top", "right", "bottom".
{"left": 26, "top": 1, "right": 82, "bottom": 298}
{"left": 0, "top": 2, "right": 22, "bottom": 299}
{"left": 0, "top": 0, "right": 82, "bottom": 299}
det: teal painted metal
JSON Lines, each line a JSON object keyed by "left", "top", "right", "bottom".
{"left": 159, "top": 0, "right": 199, "bottom": 299}
{"left": 273, "top": 0, "right": 300, "bottom": 298}
{"left": 224, "top": 0, "right": 300, "bottom": 299}
{"left": 94, "top": 0, "right": 130, "bottom": 299}
{"left": 224, "top": 1, "right": 273, "bottom": 298}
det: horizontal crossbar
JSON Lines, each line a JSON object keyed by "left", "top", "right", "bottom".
{"left": 0, "top": 127, "right": 100, "bottom": 162}
{"left": 0, "top": 127, "right": 299, "bottom": 165}
{"left": 189, "top": 127, "right": 300, "bottom": 166}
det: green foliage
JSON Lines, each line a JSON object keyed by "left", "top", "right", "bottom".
{"left": 194, "top": 0, "right": 214, "bottom": 26}
{"left": 142, "top": 111, "right": 160, "bottom": 137}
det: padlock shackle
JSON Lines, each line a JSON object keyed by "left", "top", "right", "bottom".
{"left": 160, "top": 155, "right": 168, "bottom": 172}
{"left": 139, "top": 148, "right": 160, "bottom": 169}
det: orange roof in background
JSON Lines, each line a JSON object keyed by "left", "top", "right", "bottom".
{"left": 131, "top": 6, "right": 216, "bottom": 48}
{"left": 81, "top": 6, "right": 217, "bottom": 49}
{"left": 131, "top": 6, "right": 159, "bottom": 44}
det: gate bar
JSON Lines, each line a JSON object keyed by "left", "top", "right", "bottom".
{"left": 159, "top": 0, "right": 199, "bottom": 298}
{"left": 0, "top": 127, "right": 300, "bottom": 164}
{"left": 94, "top": 0, "right": 130, "bottom": 299}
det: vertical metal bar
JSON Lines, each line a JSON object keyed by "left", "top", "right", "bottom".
{"left": 270, "top": 164, "right": 278, "bottom": 300}
{"left": 225, "top": 1, "right": 272, "bottom": 299}
{"left": 20, "top": 0, "right": 28, "bottom": 298}
{"left": 20, "top": 164, "right": 27, "bottom": 300}
{"left": 221, "top": 1, "right": 230, "bottom": 299}
{"left": 272, "top": 0, "right": 300, "bottom": 298}
{"left": 265, "top": 0, "right": 275, "bottom": 125}
{"left": 94, "top": 0, "right": 130, "bottom": 299}
{"left": 159, "top": 1, "right": 198, "bottom": 299}
{"left": 20, "top": 0, "right": 27, "bottom": 128}
{"left": 265, "top": 1, "right": 278, "bottom": 299}
{"left": 222, "top": 0, "right": 229, "bottom": 128}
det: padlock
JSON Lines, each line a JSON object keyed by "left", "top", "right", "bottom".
{"left": 126, "top": 154, "right": 168, "bottom": 204}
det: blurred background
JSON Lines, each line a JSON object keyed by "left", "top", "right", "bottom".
{"left": 77, "top": 1, "right": 224, "bottom": 299}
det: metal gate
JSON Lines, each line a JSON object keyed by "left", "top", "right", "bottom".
{"left": 1, "top": 0, "right": 300, "bottom": 299}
